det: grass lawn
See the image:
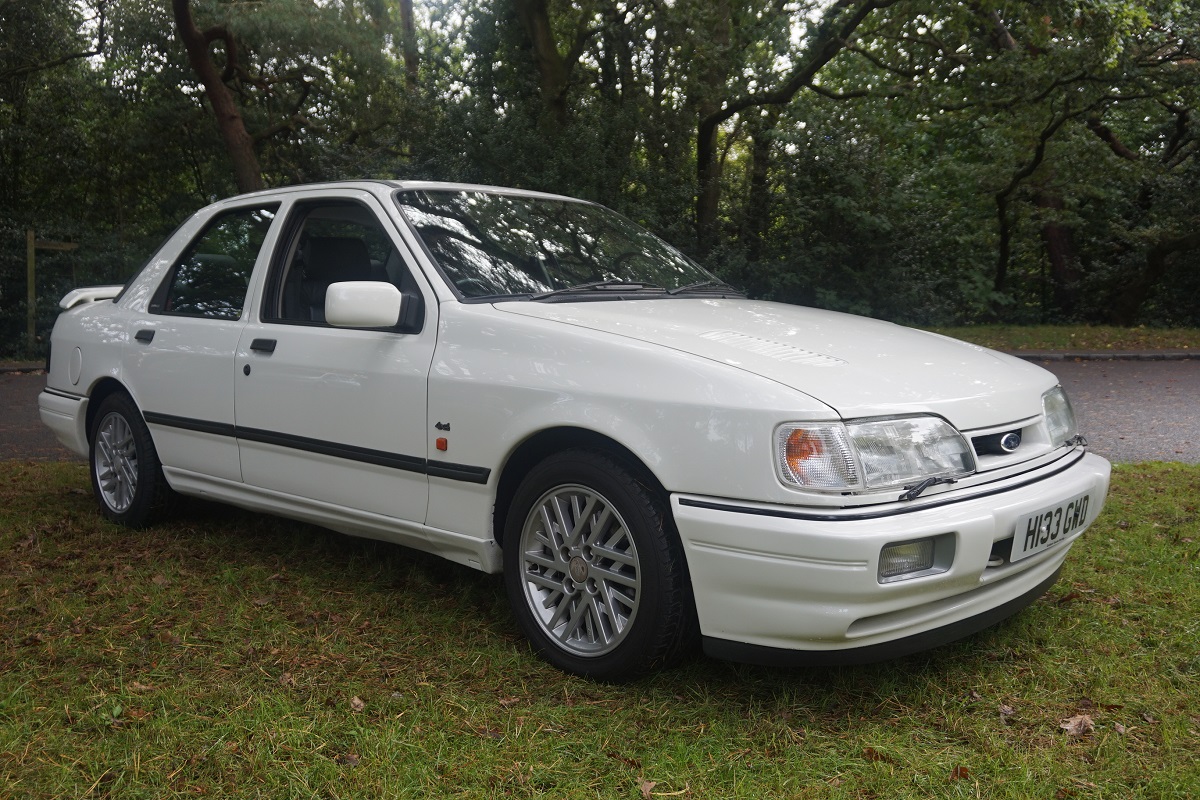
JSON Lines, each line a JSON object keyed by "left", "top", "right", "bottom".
{"left": 928, "top": 325, "right": 1200, "bottom": 352}
{"left": 2, "top": 462, "right": 1197, "bottom": 798}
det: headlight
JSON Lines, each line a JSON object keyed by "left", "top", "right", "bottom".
{"left": 1042, "top": 386, "right": 1077, "bottom": 447}
{"left": 776, "top": 416, "right": 976, "bottom": 492}
{"left": 776, "top": 425, "right": 859, "bottom": 489}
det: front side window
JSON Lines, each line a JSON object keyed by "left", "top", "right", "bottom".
{"left": 263, "top": 201, "right": 423, "bottom": 331}
{"left": 152, "top": 205, "right": 278, "bottom": 319}
{"left": 394, "top": 190, "right": 714, "bottom": 299}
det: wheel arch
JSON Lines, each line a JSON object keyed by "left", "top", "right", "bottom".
{"left": 85, "top": 378, "right": 134, "bottom": 445}
{"left": 492, "top": 426, "right": 669, "bottom": 548}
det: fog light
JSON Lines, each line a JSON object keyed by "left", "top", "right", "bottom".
{"left": 879, "top": 538, "right": 935, "bottom": 583}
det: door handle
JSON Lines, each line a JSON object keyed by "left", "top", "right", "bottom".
{"left": 250, "top": 338, "right": 277, "bottom": 353}
{"left": 134, "top": 329, "right": 155, "bottom": 343}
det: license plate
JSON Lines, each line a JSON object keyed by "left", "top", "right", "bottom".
{"left": 1011, "top": 491, "right": 1093, "bottom": 562}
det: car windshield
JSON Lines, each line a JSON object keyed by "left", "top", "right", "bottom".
{"left": 394, "top": 189, "right": 716, "bottom": 299}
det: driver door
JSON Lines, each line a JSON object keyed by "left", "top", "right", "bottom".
{"left": 233, "top": 191, "right": 435, "bottom": 524}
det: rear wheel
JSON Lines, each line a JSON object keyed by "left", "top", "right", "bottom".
{"left": 503, "top": 450, "right": 697, "bottom": 681}
{"left": 89, "top": 393, "right": 174, "bottom": 527}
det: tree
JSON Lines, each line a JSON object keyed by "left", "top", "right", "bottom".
{"left": 172, "top": 0, "right": 263, "bottom": 192}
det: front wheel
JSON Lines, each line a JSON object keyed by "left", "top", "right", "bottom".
{"left": 503, "top": 450, "right": 697, "bottom": 681}
{"left": 88, "top": 392, "right": 174, "bottom": 527}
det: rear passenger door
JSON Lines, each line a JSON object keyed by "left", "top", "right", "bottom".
{"left": 128, "top": 203, "right": 279, "bottom": 482}
{"left": 233, "top": 191, "right": 436, "bottom": 524}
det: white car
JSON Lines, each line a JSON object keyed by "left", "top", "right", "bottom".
{"left": 39, "top": 181, "right": 1111, "bottom": 680}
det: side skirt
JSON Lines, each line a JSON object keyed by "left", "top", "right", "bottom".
{"left": 162, "top": 467, "right": 503, "bottom": 573}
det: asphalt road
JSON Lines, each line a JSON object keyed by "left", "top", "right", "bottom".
{"left": 1033, "top": 359, "right": 1200, "bottom": 464}
{"left": 3, "top": 360, "right": 1198, "bottom": 463}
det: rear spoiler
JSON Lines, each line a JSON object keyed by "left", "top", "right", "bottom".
{"left": 59, "top": 286, "right": 124, "bottom": 310}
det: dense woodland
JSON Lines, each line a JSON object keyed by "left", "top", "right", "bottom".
{"left": 2, "top": 0, "right": 1199, "bottom": 355}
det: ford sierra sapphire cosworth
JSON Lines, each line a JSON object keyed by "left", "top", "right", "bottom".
{"left": 39, "top": 181, "right": 1111, "bottom": 680}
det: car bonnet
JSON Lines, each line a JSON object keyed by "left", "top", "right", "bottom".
{"left": 494, "top": 298, "right": 1056, "bottom": 431}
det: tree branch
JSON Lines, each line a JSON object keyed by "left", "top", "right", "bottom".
{"left": 202, "top": 24, "right": 240, "bottom": 83}
{"left": 994, "top": 103, "right": 1081, "bottom": 293}
{"left": 698, "top": 1, "right": 896, "bottom": 146}
{"left": 808, "top": 81, "right": 911, "bottom": 101}
{"left": 846, "top": 43, "right": 921, "bottom": 78}
{"left": 1086, "top": 116, "right": 1139, "bottom": 161}
{"left": 1, "top": 0, "right": 108, "bottom": 81}
{"left": 1162, "top": 103, "right": 1193, "bottom": 166}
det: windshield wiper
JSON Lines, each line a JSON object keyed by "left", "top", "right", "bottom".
{"left": 666, "top": 279, "right": 741, "bottom": 295}
{"left": 530, "top": 278, "right": 661, "bottom": 300}
{"left": 899, "top": 476, "right": 958, "bottom": 502}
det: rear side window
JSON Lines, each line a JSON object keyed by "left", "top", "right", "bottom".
{"left": 151, "top": 205, "right": 278, "bottom": 319}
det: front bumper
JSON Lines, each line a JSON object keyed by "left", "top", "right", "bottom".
{"left": 671, "top": 450, "right": 1111, "bottom": 664}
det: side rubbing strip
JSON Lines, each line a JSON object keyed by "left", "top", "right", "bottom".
{"left": 236, "top": 426, "right": 428, "bottom": 473}
{"left": 142, "top": 412, "right": 491, "bottom": 484}
{"left": 427, "top": 460, "right": 491, "bottom": 484}
{"left": 144, "top": 411, "right": 236, "bottom": 437}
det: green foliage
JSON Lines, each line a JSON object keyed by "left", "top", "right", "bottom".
{"left": 2, "top": 0, "right": 1200, "bottom": 355}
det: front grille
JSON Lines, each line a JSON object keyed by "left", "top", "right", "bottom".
{"left": 973, "top": 429, "right": 1023, "bottom": 456}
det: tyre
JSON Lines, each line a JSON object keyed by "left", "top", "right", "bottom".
{"left": 88, "top": 392, "right": 174, "bottom": 527}
{"left": 503, "top": 449, "right": 697, "bottom": 681}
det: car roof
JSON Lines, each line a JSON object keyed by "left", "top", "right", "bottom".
{"left": 218, "top": 180, "right": 586, "bottom": 207}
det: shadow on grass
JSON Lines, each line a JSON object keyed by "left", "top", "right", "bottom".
{"left": 108, "top": 476, "right": 1070, "bottom": 712}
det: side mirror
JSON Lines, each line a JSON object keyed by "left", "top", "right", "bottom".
{"left": 325, "top": 281, "right": 403, "bottom": 328}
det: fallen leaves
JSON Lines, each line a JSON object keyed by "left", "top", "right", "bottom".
{"left": 636, "top": 779, "right": 689, "bottom": 798}
{"left": 1060, "top": 714, "right": 1095, "bottom": 737}
{"left": 861, "top": 747, "right": 894, "bottom": 764}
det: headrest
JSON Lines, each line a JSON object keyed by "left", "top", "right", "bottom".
{"left": 304, "top": 237, "right": 373, "bottom": 282}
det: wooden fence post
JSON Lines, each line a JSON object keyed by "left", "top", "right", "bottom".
{"left": 25, "top": 229, "right": 80, "bottom": 347}
{"left": 26, "top": 228, "right": 36, "bottom": 344}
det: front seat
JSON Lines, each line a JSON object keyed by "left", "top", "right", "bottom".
{"left": 300, "top": 237, "right": 375, "bottom": 322}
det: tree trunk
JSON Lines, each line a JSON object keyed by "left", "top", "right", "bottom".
{"left": 512, "top": 0, "right": 571, "bottom": 130}
{"left": 993, "top": 110, "right": 1073, "bottom": 295}
{"left": 171, "top": 0, "right": 263, "bottom": 193}
{"left": 693, "top": 0, "right": 732, "bottom": 256}
{"left": 741, "top": 108, "right": 780, "bottom": 262}
{"left": 1107, "top": 227, "right": 1200, "bottom": 324}
{"left": 1033, "top": 188, "right": 1083, "bottom": 315}
{"left": 398, "top": 0, "right": 419, "bottom": 91}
